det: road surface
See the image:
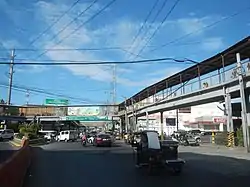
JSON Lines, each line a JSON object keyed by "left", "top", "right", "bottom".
{"left": 23, "top": 141, "right": 250, "bottom": 187}
{"left": 0, "top": 141, "right": 17, "bottom": 163}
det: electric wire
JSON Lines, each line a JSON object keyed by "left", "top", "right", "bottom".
{"left": 28, "top": 0, "right": 82, "bottom": 47}
{"left": 150, "top": 6, "right": 250, "bottom": 52}
{"left": 0, "top": 57, "right": 195, "bottom": 65}
{"left": 130, "top": 0, "right": 168, "bottom": 59}
{"left": 135, "top": 0, "right": 181, "bottom": 59}
{"left": 127, "top": 0, "right": 160, "bottom": 59}
{"left": 0, "top": 82, "right": 106, "bottom": 104}
{"left": 35, "top": 0, "right": 116, "bottom": 60}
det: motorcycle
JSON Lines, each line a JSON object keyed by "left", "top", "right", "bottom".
{"left": 81, "top": 135, "right": 87, "bottom": 146}
{"left": 81, "top": 139, "right": 87, "bottom": 146}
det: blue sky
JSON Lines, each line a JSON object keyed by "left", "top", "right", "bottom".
{"left": 0, "top": 0, "right": 249, "bottom": 105}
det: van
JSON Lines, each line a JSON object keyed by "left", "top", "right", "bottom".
{"left": 56, "top": 130, "right": 78, "bottom": 142}
{"left": 0, "top": 129, "right": 14, "bottom": 141}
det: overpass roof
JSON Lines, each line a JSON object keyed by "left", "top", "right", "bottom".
{"left": 119, "top": 36, "right": 250, "bottom": 107}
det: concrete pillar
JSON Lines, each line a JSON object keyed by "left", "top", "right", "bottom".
{"left": 224, "top": 87, "right": 233, "bottom": 132}
{"left": 244, "top": 89, "right": 250, "bottom": 140}
{"left": 146, "top": 111, "right": 149, "bottom": 130}
{"left": 160, "top": 111, "right": 164, "bottom": 141}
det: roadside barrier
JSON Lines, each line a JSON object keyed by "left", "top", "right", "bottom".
{"left": 0, "top": 137, "right": 31, "bottom": 187}
{"left": 211, "top": 132, "right": 215, "bottom": 144}
{"left": 227, "top": 131, "right": 235, "bottom": 147}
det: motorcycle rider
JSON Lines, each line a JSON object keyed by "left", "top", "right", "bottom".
{"left": 81, "top": 133, "right": 87, "bottom": 145}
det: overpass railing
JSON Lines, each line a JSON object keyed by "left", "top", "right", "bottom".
{"left": 125, "top": 60, "right": 250, "bottom": 113}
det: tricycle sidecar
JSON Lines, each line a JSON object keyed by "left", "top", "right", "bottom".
{"left": 133, "top": 130, "right": 185, "bottom": 175}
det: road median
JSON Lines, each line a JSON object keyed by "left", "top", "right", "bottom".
{"left": 10, "top": 137, "right": 47, "bottom": 147}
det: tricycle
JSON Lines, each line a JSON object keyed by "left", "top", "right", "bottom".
{"left": 132, "top": 130, "right": 185, "bottom": 175}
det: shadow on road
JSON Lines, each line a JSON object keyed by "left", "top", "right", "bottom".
{"left": 0, "top": 141, "right": 17, "bottom": 163}
{"left": 0, "top": 150, "right": 16, "bottom": 163}
{"left": 23, "top": 147, "right": 250, "bottom": 187}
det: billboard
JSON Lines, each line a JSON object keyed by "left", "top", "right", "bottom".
{"left": 67, "top": 106, "right": 110, "bottom": 116}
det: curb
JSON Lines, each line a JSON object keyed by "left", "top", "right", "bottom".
{"left": 9, "top": 141, "right": 22, "bottom": 147}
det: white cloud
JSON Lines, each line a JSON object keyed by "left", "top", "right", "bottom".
{"left": 201, "top": 37, "right": 224, "bottom": 51}
{"left": 1, "top": 0, "right": 226, "bottom": 88}
{"left": 2, "top": 40, "right": 21, "bottom": 49}
{"left": 118, "top": 66, "right": 183, "bottom": 87}
{"left": 172, "top": 15, "right": 222, "bottom": 36}
{"left": 33, "top": 1, "right": 159, "bottom": 84}
{"left": 147, "top": 67, "right": 182, "bottom": 77}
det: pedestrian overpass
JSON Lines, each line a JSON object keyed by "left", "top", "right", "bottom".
{"left": 118, "top": 36, "right": 250, "bottom": 120}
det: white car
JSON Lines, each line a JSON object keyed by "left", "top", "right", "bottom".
{"left": 56, "top": 130, "right": 78, "bottom": 142}
{"left": 0, "top": 129, "right": 14, "bottom": 141}
{"left": 87, "top": 136, "right": 95, "bottom": 144}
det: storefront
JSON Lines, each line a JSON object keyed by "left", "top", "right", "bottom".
{"left": 186, "top": 116, "right": 226, "bottom": 132}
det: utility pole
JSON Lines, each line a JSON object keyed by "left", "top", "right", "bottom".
{"left": 236, "top": 53, "right": 250, "bottom": 152}
{"left": 131, "top": 98, "right": 136, "bottom": 132}
{"left": 176, "top": 109, "right": 179, "bottom": 131}
{"left": 112, "top": 64, "right": 117, "bottom": 105}
{"left": 7, "top": 49, "right": 15, "bottom": 105}
{"left": 124, "top": 99, "right": 128, "bottom": 133}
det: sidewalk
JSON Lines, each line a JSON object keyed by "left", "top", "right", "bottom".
{"left": 180, "top": 144, "right": 250, "bottom": 160}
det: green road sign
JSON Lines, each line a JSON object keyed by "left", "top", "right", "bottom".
{"left": 65, "top": 116, "right": 111, "bottom": 121}
{"left": 45, "top": 99, "right": 68, "bottom": 105}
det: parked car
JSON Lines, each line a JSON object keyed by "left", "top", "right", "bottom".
{"left": 180, "top": 134, "right": 199, "bottom": 146}
{"left": 93, "top": 134, "right": 112, "bottom": 147}
{"left": 0, "top": 129, "right": 14, "bottom": 141}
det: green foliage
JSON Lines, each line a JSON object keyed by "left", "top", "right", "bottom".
{"left": 236, "top": 127, "right": 244, "bottom": 146}
{"left": 215, "top": 132, "right": 228, "bottom": 146}
{"left": 18, "top": 123, "right": 41, "bottom": 139}
{"left": 235, "top": 126, "right": 250, "bottom": 147}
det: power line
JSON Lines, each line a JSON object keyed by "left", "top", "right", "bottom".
{"left": 0, "top": 82, "right": 106, "bottom": 104}
{"left": 0, "top": 41, "right": 222, "bottom": 52}
{"left": 127, "top": 0, "right": 160, "bottom": 59}
{"left": 28, "top": 0, "right": 82, "bottom": 47}
{"left": 0, "top": 84, "right": 90, "bottom": 104}
{"left": 135, "top": 0, "right": 181, "bottom": 58}
{"left": 0, "top": 40, "right": 223, "bottom": 52}
{"left": 131, "top": 0, "right": 168, "bottom": 58}
{"left": 2, "top": 46, "right": 126, "bottom": 51}
{"left": 150, "top": 6, "right": 250, "bottom": 52}
{"left": 0, "top": 57, "right": 194, "bottom": 65}
{"left": 35, "top": 0, "right": 116, "bottom": 60}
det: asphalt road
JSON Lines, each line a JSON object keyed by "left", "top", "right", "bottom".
{"left": 0, "top": 141, "right": 17, "bottom": 163}
{"left": 23, "top": 141, "right": 250, "bottom": 187}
